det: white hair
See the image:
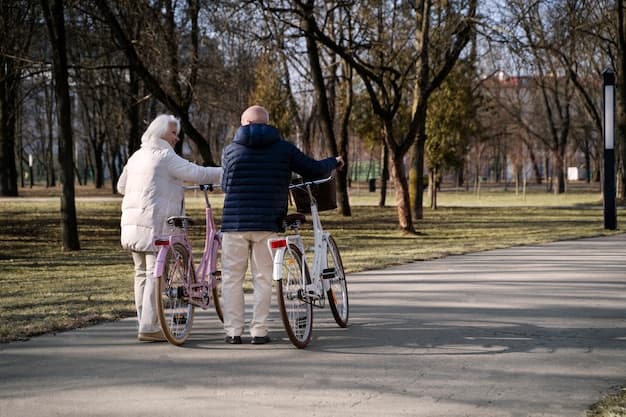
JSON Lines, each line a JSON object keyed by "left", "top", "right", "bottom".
{"left": 141, "top": 114, "right": 180, "bottom": 144}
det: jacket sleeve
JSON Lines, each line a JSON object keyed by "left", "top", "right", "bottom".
{"left": 117, "top": 166, "right": 128, "bottom": 195}
{"left": 166, "top": 150, "right": 223, "bottom": 184}
{"left": 288, "top": 144, "right": 338, "bottom": 179}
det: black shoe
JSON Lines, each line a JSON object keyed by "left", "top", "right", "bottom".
{"left": 251, "top": 335, "right": 271, "bottom": 345}
{"left": 225, "top": 335, "right": 242, "bottom": 344}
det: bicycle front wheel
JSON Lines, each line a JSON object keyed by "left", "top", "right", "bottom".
{"left": 277, "top": 244, "right": 313, "bottom": 348}
{"left": 211, "top": 236, "right": 224, "bottom": 322}
{"left": 157, "top": 243, "right": 195, "bottom": 345}
{"left": 325, "top": 235, "right": 349, "bottom": 327}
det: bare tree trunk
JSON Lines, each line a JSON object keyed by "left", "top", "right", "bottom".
{"left": 128, "top": 65, "right": 142, "bottom": 154}
{"left": 301, "top": 2, "right": 351, "bottom": 216}
{"left": 0, "top": 56, "right": 19, "bottom": 196}
{"left": 336, "top": 62, "right": 353, "bottom": 216}
{"left": 617, "top": 0, "right": 626, "bottom": 201}
{"left": 43, "top": 80, "right": 56, "bottom": 187}
{"left": 93, "top": 137, "right": 105, "bottom": 188}
{"left": 41, "top": 0, "right": 80, "bottom": 251}
{"left": 379, "top": 142, "right": 389, "bottom": 207}
{"left": 108, "top": 146, "right": 121, "bottom": 195}
{"left": 410, "top": 118, "right": 427, "bottom": 220}
{"left": 429, "top": 168, "right": 438, "bottom": 210}
{"left": 390, "top": 154, "right": 414, "bottom": 233}
{"left": 555, "top": 146, "right": 566, "bottom": 194}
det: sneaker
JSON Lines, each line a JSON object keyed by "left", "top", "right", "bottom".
{"left": 137, "top": 330, "right": 166, "bottom": 342}
{"left": 250, "top": 335, "right": 271, "bottom": 345}
{"left": 224, "top": 335, "right": 242, "bottom": 344}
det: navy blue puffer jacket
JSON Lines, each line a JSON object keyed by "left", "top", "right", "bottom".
{"left": 221, "top": 124, "right": 337, "bottom": 232}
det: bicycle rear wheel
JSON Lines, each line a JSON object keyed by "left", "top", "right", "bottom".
{"left": 157, "top": 243, "right": 195, "bottom": 345}
{"left": 211, "top": 236, "right": 224, "bottom": 322}
{"left": 277, "top": 244, "right": 313, "bottom": 348}
{"left": 325, "top": 235, "right": 349, "bottom": 327}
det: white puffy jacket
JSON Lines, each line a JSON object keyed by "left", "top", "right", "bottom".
{"left": 117, "top": 137, "right": 222, "bottom": 252}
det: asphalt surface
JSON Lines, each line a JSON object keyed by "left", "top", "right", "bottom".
{"left": 2, "top": 233, "right": 626, "bottom": 417}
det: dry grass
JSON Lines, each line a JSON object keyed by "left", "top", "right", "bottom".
{"left": 1, "top": 182, "right": 623, "bottom": 344}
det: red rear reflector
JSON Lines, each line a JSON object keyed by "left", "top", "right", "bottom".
{"left": 154, "top": 239, "right": 170, "bottom": 246}
{"left": 270, "top": 239, "right": 287, "bottom": 249}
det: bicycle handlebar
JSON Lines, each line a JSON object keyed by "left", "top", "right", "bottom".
{"left": 184, "top": 184, "right": 222, "bottom": 192}
{"left": 289, "top": 174, "right": 333, "bottom": 190}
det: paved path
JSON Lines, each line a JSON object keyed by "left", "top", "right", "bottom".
{"left": 2, "top": 234, "right": 626, "bottom": 417}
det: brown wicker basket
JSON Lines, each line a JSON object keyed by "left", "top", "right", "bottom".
{"left": 291, "top": 177, "right": 337, "bottom": 213}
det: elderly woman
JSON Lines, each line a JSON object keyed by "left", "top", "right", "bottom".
{"left": 117, "top": 114, "right": 222, "bottom": 342}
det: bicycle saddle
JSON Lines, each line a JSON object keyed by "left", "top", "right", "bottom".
{"left": 167, "top": 216, "right": 195, "bottom": 228}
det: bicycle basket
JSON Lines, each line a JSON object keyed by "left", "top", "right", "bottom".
{"left": 290, "top": 176, "right": 337, "bottom": 214}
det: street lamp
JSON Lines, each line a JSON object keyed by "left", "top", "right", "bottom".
{"left": 603, "top": 68, "right": 617, "bottom": 230}
{"left": 28, "top": 153, "right": 34, "bottom": 188}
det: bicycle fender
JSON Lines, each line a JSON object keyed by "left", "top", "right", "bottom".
{"left": 271, "top": 247, "right": 287, "bottom": 281}
{"left": 154, "top": 246, "right": 169, "bottom": 279}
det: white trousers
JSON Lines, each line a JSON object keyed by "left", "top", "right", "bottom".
{"left": 131, "top": 251, "right": 160, "bottom": 333}
{"left": 221, "top": 231, "right": 276, "bottom": 338}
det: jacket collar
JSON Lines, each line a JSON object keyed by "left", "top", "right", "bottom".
{"left": 142, "top": 137, "right": 172, "bottom": 150}
{"left": 233, "top": 124, "right": 281, "bottom": 148}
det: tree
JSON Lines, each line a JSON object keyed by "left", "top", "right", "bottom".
{"left": 351, "top": 89, "right": 388, "bottom": 206}
{"left": 246, "top": 1, "right": 355, "bottom": 216}
{"left": 274, "top": 0, "right": 477, "bottom": 232}
{"left": 93, "top": 0, "right": 218, "bottom": 165}
{"left": 501, "top": 1, "right": 579, "bottom": 194}
{"left": 299, "top": 1, "right": 353, "bottom": 216}
{"left": 40, "top": 0, "right": 80, "bottom": 250}
{"left": 0, "top": 0, "right": 37, "bottom": 196}
{"left": 410, "top": 0, "right": 478, "bottom": 220}
{"left": 613, "top": 0, "right": 626, "bottom": 200}
{"left": 248, "top": 53, "right": 295, "bottom": 137}
{"left": 425, "top": 59, "right": 476, "bottom": 208}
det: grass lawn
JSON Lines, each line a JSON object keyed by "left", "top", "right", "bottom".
{"left": 1, "top": 182, "right": 625, "bottom": 416}
{"left": 2, "top": 181, "right": 623, "bottom": 343}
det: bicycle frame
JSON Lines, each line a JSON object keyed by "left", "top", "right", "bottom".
{"left": 269, "top": 176, "right": 334, "bottom": 306}
{"left": 154, "top": 184, "right": 221, "bottom": 310}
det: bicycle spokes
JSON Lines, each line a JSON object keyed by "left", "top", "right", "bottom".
{"left": 277, "top": 244, "right": 313, "bottom": 348}
{"left": 325, "top": 236, "right": 349, "bottom": 327}
{"left": 157, "top": 243, "right": 195, "bottom": 345}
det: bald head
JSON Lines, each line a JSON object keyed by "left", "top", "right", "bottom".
{"left": 240, "top": 105, "right": 269, "bottom": 126}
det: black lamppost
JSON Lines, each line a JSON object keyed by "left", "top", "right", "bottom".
{"left": 603, "top": 68, "right": 617, "bottom": 230}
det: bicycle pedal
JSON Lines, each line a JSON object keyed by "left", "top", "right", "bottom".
{"left": 306, "top": 290, "right": 320, "bottom": 300}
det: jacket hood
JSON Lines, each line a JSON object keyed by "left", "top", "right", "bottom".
{"left": 233, "top": 124, "right": 281, "bottom": 148}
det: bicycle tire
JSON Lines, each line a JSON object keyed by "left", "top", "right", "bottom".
{"left": 277, "top": 244, "right": 313, "bottom": 348}
{"left": 325, "top": 235, "right": 349, "bottom": 327}
{"left": 157, "top": 243, "right": 195, "bottom": 345}
{"left": 211, "top": 236, "right": 224, "bottom": 322}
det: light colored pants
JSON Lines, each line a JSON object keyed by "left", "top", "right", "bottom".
{"left": 221, "top": 231, "right": 276, "bottom": 338}
{"left": 131, "top": 251, "right": 160, "bottom": 333}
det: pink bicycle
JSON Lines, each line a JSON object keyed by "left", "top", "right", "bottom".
{"left": 153, "top": 184, "right": 223, "bottom": 346}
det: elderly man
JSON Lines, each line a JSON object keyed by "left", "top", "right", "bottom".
{"left": 220, "top": 105, "right": 343, "bottom": 344}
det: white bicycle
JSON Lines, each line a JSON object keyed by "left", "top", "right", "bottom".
{"left": 268, "top": 175, "right": 349, "bottom": 348}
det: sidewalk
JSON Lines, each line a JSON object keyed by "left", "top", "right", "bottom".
{"left": 1, "top": 233, "right": 625, "bottom": 417}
